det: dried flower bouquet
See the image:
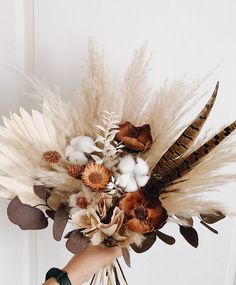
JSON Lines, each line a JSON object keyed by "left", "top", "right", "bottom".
{"left": 0, "top": 46, "right": 236, "bottom": 284}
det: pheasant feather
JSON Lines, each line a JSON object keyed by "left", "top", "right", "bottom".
{"left": 151, "top": 81, "right": 219, "bottom": 180}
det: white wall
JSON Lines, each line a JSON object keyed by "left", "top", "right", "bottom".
{"left": 0, "top": 0, "right": 236, "bottom": 284}
{"left": 0, "top": 1, "right": 36, "bottom": 284}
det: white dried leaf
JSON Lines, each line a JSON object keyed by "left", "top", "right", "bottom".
{"left": 107, "top": 132, "right": 118, "bottom": 142}
{"left": 91, "top": 154, "right": 103, "bottom": 164}
{"left": 96, "top": 125, "right": 106, "bottom": 132}
{"left": 107, "top": 149, "right": 118, "bottom": 157}
{"left": 95, "top": 135, "right": 105, "bottom": 143}
{"left": 91, "top": 145, "right": 103, "bottom": 152}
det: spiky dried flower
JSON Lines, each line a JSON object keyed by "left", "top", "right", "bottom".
{"left": 82, "top": 162, "right": 111, "bottom": 192}
{"left": 119, "top": 189, "right": 168, "bottom": 234}
{"left": 66, "top": 164, "right": 84, "bottom": 178}
{"left": 115, "top": 122, "right": 153, "bottom": 152}
{"left": 43, "top": 151, "right": 62, "bottom": 163}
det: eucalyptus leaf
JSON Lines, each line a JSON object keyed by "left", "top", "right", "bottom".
{"left": 179, "top": 225, "right": 199, "bottom": 248}
{"left": 65, "top": 230, "right": 90, "bottom": 254}
{"left": 200, "top": 212, "right": 225, "bottom": 224}
{"left": 200, "top": 220, "right": 218, "bottom": 234}
{"left": 131, "top": 233, "right": 156, "bottom": 253}
{"left": 7, "top": 196, "right": 48, "bottom": 230}
{"left": 121, "top": 247, "right": 131, "bottom": 268}
{"left": 34, "top": 185, "right": 51, "bottom": 201}
{"left": 53, "top": 203, "right": 68, "bottom": 241}
{"left": 156, "top": 230, "right": 176, "bottom": 245}
{"left": 46, "top": 209, "right": 56, "bottom": 220}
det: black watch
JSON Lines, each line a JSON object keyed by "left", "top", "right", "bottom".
{"left": 45, "top": 268, "right": 72, "bottom": 285}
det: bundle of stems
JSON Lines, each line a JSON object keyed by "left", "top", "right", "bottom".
{"left": 90, "top": 259, "right": 128, "bottom": 285}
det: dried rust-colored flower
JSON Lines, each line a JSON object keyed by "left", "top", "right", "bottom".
{"left": 43, "top": 151, "right": 62, "bottom": 163}
{"left": 82, "top": 162, "right": 111, "bottom": 192}
{"left": 67, "top": 164, "right": 84, "bottom": 178}
{"left": 119, "top": 189, "right": 167, "bottom": 234}
{"left": 115, "top": 122, "right": 153, "bottom": 152}
{"left": 76, "top": 196, "right": 88, "bottom": 209}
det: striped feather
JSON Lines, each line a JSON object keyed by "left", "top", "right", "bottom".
{"left": 151, "top": 82, "right": 219, "bottom": 180}
{"left": 160, "top": 120, "right": 236, "bottom": 186}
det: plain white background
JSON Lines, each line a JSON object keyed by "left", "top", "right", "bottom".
{"left": 0, "top": 0, "right": 236, "bottom": 284}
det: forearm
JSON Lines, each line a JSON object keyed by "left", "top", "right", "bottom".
{"left": 43, "top": 246, "right": 121, "bottom": 285}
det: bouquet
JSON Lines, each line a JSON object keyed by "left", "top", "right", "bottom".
{"left": 0, "top": 46, "right": 235, "bottom": 284}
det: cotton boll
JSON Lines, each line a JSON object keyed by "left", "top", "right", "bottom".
{"left": 70, "top": 136, "right": 81, "bottom": 148}
{"left": 125, "top": 176, "right": 138, "bottom": 192}
{"left": 118, "top": 155, "right": 135, "bottom": 173}
{"left": 76, "top": 136, "right": 96, "bottom": 153}
{"left": 136, "top": 175, "right": 149, "bottom": 187}
{"left": 65, "top": 145, "right": 74, "bottom": 157}
{"left": 69, "top": 151, "right": 88, "bottom": 165}
{"left": 134, "top": 157, "right": 149, "bottom": 176}
{"left": 116, "top": 173, "right": 131, "bottom": 188}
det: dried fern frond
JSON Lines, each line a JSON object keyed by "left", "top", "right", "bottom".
{"left": 92, "top": 111, "right": 123, "bottom": 168}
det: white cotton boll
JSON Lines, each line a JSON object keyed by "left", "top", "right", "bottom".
{"left": 65, "top": 145, "right": 74, "bottom": 158}
{"left": 76, "top": 136, "right": 95, "bottom": 153}
{"left": 69, "top": 151, "right": 88, "bottom": 165}
{"left": 70, "top": 136, "right": 81, "bottom": 148}
{"left": 125, "top": 176, "right": 138, "bottom": 192}
{"left": 118, "top": 155, "right": 135, "bottom": 173}
{"left": 136, "top": 175, "right": 149, "bottom": 187}
{"left": 116, "top": 173, "right": 131, "bottom": 188}
{"left": 134, "top": 157, "right": 149, "bottom": 176}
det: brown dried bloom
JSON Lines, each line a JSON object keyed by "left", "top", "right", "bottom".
{"left": 81, "top": 162, "right": 111, "bottom": 192}
{"left": 43, "top": 151, "right": 62, "bottom": 163}
{"left": 115, "top": 122, "right": 153, "bottom": 152}
{"left": 119, "top": 189, "right": 168, "bottom": 234}
{"left": 67, "top": 164, "right": 84, "bottom": 178}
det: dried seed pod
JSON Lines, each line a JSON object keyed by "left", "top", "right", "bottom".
{"left": 67, "top": 164, "right": 84, "bottom": 178}
{"left": 43, "top": 151, "right": 62, "bottom": 163}
{"left": 76, "top": 196, "right": 88, "bottom": 209}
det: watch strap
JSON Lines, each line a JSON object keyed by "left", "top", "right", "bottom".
{"left": 45, "top": 267, "right": 72, "bottom": 285}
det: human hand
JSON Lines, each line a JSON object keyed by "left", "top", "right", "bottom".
{"left": 43, "top": 246, "right": 122, "bottom": 285}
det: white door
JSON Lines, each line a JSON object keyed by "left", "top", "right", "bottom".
{"left": 1, "top": 1, "right": 236, "bottom": 284}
